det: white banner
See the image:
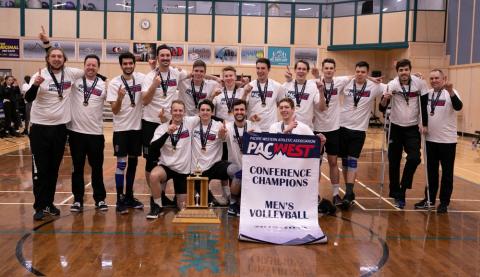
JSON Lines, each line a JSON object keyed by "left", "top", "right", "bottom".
{"left": 239, "top": 132, "right": 327, "bottom": 245}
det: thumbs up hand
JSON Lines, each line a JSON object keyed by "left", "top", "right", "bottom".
{"left": 34, "top": 68, "right": 45, "bottom": 86}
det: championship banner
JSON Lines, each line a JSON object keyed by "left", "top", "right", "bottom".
{"left": 239, "top": 132, "right": 327, "bottom": 245}
{"left": 0, "top": 38, "right": 20, "bottom": 58}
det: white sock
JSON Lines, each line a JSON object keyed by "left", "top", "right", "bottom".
{"left": 154, "top": 197, "right": 162, "bottom": 207}
{"left": 332, "top": 184, "right": 340, "bottom": 196}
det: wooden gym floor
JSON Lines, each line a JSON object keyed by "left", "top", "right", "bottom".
{"left": 0, "top": 124, "right": 479, "bottom": 276}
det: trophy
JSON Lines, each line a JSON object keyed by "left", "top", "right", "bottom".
{"left": 172, "top": 163, "right": 220, "bottom": 224}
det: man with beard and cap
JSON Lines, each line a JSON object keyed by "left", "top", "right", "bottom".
{"left": 25, "top": 46, "right": 84, "bottom": 220}
{"left": 107, "top": 52, "right": 146, "bottom": 214}
{"left": 380, "top": 59, "right": 429, "bottom": 209}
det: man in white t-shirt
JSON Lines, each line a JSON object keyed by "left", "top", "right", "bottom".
{"left": 107, "top": 52, "right": 145, "bottom": 214}
{"left": 269, "top": 98, "right": 334, "bottom": 214}
{"left": 68, "top": 54, "right": 108, "bottom": 212}
{"left": 25, "top": 47, "right": 84, "bottom": 220}
{"left": 141, "top": 44, "right": 188, "bottom": 207}
{"left": 218, "top": 99, "right": 260, "bottom": 216}
{"left": 313, "top": 58, "right": 352, "bottom": 207}
{"left": 178, "top": 60, "right": 220, "bottom": 116}
{"left": 282, "top": 60, "right": 323, "bottom": 129}
{"left": 213, "top": 66, "right": 245, "bottom": 122}
{"left": 338, "top": 61, "right": 386, "bottom": 210}
{"left": 243, "top": 58, "right": 286, "bottom": 132}
{"left": 380, "top": 59, "right": 429, "bottom": 209}
{"left": 147, "top": 100, "right": 199, "bottom": 218}
{"left": 414, "top": 69, "right": 463, "bottom": 213}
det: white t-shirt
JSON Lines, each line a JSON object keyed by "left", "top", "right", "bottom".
{"left": 283, "top": 80, "right": 318, "bottom": 129}
{"left": 68, "top": 77, "right": 106, "bottom": 135}
{"left": 191, "top": 119, "right": 224, "bottom": 173}
{"left": 151, "top": 116, "right": 199, "bottom": 174}
{"left": 178, "top": 78, "right": 218, "bottom": 116}
{"left": 213, "top": 87, "right": 245, "bottom": 121}
{"left": 29, "top": 67, "right": 84, "bottom": 125}
{"left": 313, "top": 76, "right": 351, "bottom": 132}
{"left": 246, "top": 79, "right": 286, "bottom": 132}
{"left": 340, "top": 80, "right": 386, "bottom": 131}
{"left": 269, "top": 120, "right": 314, "bottom": 135}
{"left": 426, "top": 89, "right": 460, "bottom": 144}
{"left": 106, "top": 72, "right": 145, "bottom": 131}
{"left": 386, "top": 75, "right": 428, "bottom": 127}
{"left": 224, "top": 120, "right": 260, "bottom": 168}
{"left": 142, "top": 68, "right": 188, "bottom": 123}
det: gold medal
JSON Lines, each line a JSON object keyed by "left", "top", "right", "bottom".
{"left": 261, "top": 103, "right": 266, "bottom": 108}
{"left": 131, "top": 103, "right": 136, "bottom": 107}
{"left": 83, "top": 102, "right": 88, "bottom": 106}
{"left": 58, "top": 95, "right": 64, "bottom": 100}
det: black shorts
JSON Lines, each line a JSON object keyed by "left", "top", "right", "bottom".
{"left": 160, "top": 165, "right": 188, "bottom": 194}
{"left": 142, "top": 119, "right": 160, "bottom": 158}
{"left": 338, "top": 127, "right": 366, "bottom": 159}
{"left": 320, "top": 129, "right": 340, "bottom": 156}
{"left": 202, "top": 160, "right": 231, "bottom": 181}
{"left": 113, "top": 130, "right": 142, "bottom": 157}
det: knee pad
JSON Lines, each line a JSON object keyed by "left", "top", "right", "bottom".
{"left": 116, "top": 158, "right": 127, "bottom": 174}
{"left": 347, "top": 156, "right": 358, "bottom": 172}
{"left": 234, "top": 170, "right": 243, "bottom": 180}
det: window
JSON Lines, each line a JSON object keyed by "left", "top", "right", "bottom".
{"left": 135, "top": 0, "right": 157, "bottom": 13}
{"left": 334, "top": 3, "right": 355, "bottom": 17}
{"left": 107, "top": 0, "right": 132, "bottom": 12}
{"left": 215, "top": 1, "right": 239, "bottom": 16}
{"left": 242, "top": 2, "right": 265, "bottom": 16}
{"left": 268, "top": 3, "right": 291, "bottom": 17}
{"left": 162, "top": 0, "right": 186, "bottom": 14}
{"left": 81, "top": 0, "right": 104, "bottom": 11}
{"left": 189, "top": 1, "right": 212, "bottom": 15}
{"left": 296, "top": 4, "right": 319, "bottom": 18}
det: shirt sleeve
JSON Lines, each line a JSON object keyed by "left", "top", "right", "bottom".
{"left": 69, "top": 67, "right": 85, "bottom": 80}
{"left": 106, "top": 79, "right": 119, "bottom": 102}
{"left": 141, "top": 72, "right": 154, "bottom": 92}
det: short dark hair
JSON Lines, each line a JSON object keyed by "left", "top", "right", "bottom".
{"left": 171, "top": 99, "right": 186, "bottom": 109}
{"left": 192, "top": 60, "right": 207, "bottom": 70}
{"left": 395, "top": 59, "right": 412, "bottom": 71}
{"left": 233, "top": 99, "right": 247, "bottom": 109}
{"left": 198, "top": 99, "right": 214, "bottom": 111}
{"left": 156, "top": 44, "right": 172, "bottom": 56}
{"left": 355, "top": 61, "right": 370, "bottom": 71}
{"left": 277, "top": 97, "right": 295, "bottom": 108}
{"left": 322, "top": 58, "right": 336, "bottom": 68}
{"left": 84, "top": 54, "right": 100, "bottom": 66}
{"left": 24, "top": 75, "right": 31, "bottom": 83}
{"left": 118, "top": 52, "right": 136, "bottom": 65}
{"left": 294, "top": 59, "right": 310, "bottom": 71}
{"left": 256, "top": 58, "right": 271, "bottom": 70}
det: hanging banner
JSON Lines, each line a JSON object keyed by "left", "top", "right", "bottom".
{"left": 168, "top": 44, "right": 185, "bottom": 63}
{"left": 294, "top": 48, "right": 318, "bottom": 67}
{"left": 187, "top": 45, "right": 212, "bottom": 64}
{"left": 240, "top": 46, "right": 264, "bottom": 65}
{"left": 0, "top": 38, "right": 20, "bottom": 58}
{"left": 78, "top": 41, "right": 102, "bottom": 60}
{"left": 133, "top": 42, "right": 156, "bottom": 62}
{"left": 105, "top": 42, "right": 130, "bottom": 61}
{"left": 267, "top": 46, "right": 291, "bottom": 66}
{"left": 23, "top": 40, "right": 75, "bottom": 59}
{"left": 239, "top": 132, "right": 327, "bottom": 245}
{"left": 214, "top": 46, "right": 238, "bottom": 64}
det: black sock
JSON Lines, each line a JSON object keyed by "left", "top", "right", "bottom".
{"left": 125, "top": 157, "right": 138, "bottom": 198}
{"left": 346, "top": 183, "right": 354, "bottom": 195}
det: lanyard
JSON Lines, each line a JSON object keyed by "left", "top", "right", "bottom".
{"left": 81, "top": 76, "right": 99, "bottom": 106}
{"left": 430, "top": 90, "right": 443, "bottom": 116}
{"left": 256, "top": 80, "right": 268, "bottom": 107}
{"left": 323, "top": 80, "right": 334, "bottom": 107}
{"left": 170, "top": 121, "right": 184, "bottom": 150}
{"left": 158, "top": 69, "right": 170, "bottom": 98}
{"left": 294, "top": 80, "right": 307, "bottom": 107}
{"left": 233, "top": 122, "right": 247, "bottom": 151}
{"left": 400, "top": 78, "right": 412, "bottom": 105}
{"left": 191, "top": 80, "right": 204, "bottom": 108}
{"left": 121, "top": 75, "right": 136, "bottom": 107}
{"left": 223, "top": 86, "right": 237, "bottom": 114}
{"left": 200, "top": 120, "right": 213, "bottom": 151}
{"left": 352, "top": 82, "right": 367, "bottom": 107}
{"left": 48, "top": 67, "right": 65, "bottom": 99}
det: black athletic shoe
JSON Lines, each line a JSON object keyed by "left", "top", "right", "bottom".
{"left": 332, "top": 195, "right": 343, "bottom": 206}
{"left": 33, "top": 210, "right": 45, "bottom": 221}
{"left": 318, "top": 199, "right": 336, "bottom": 215}
{"left": 146, "top": 203, "right": 162, "bottom": 219}
{"left": 437, "top": 204, "right": 448, "bottom": 213}
{"left": 227, "top": 202, "right": 240, "bottom": 216}
{"left": 342, "top": 193, "right": 356, "bottom": 210}
{"left": 124, "top": 196, "right": 144, "bottom": 209}
{"left": 394, "top": 199, "right": 405, "bottom": 209}
{"left": 414, "top": 199, "right": 434, "bottom": 210}
{"left": 161, "top": 194, "right": 176, "bottom": 207}
{"left": 116, "top": 196, "right": 129, "bottom": 214}
{"left": 44, "top": 205, "right": 61, "bottom": 216}
{"left": 70, "top": 202, "right": 83, "bottom": 213}
{"left": 95, "top": 201, "right": 108, "bottom": 211}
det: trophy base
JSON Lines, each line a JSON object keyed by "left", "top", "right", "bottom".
{"left": 172, "top": 208, "right": 221, "bottom": 224}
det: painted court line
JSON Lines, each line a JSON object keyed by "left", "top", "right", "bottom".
{"left": 320, "top": 172, "right": 366, "bottom": 211}
{"left": 59, "top": 182, "right": 91, "bottom": 205}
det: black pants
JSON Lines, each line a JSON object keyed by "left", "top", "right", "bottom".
{"left": 425, "top": 141, "right": 456, "bottom": 206}
{"left": 69, "top": 130, "right": 106, "bottom": 204}
{"left": 388, "top": 123, "right": 421, "bottom": 200}
{"left": 3, "top": 100, "right": 18, "bottom": 133}
{"left": 30, "top": 124, "right": 67, "bottom": 211}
